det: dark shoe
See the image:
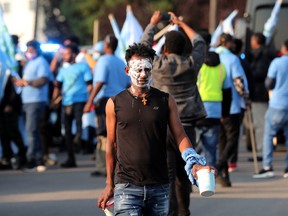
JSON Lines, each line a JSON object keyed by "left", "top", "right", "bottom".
{"left": 217, "top": 167, "right": 232, "bottom": 187}
{"left": 61, "top": 161, "right": 77, "bottom": 168}
{"left": 253, "top": 167, "right": 274, "bottom": 178}
{"left": 248, "top": 156, "right": 263, "bottom": 162}
{"left": 283, "top": 168, "right": 288, "bottom": 178}
{"left": 90, "top": 170, "right": 106, "bottom": 177}
{"left": 23, "top": 160, "right": 46, "bottom": 172}
{"left": 217, "top": 174, "right": 232, "bottom": 187}
{"left": 0, "top": 159, "right": 12, "bottom": 170}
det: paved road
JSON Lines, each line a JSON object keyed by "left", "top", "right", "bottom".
{"left": 0, "top": 136, "right": 287, "bottom": 216}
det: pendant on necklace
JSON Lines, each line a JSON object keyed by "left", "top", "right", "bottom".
{"left": 142, "top": 97, "right": 147, "bottom": 106}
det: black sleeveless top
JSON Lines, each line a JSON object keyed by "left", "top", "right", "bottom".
{"left": 112, "top": 87, "right": 170, "bottom": 185}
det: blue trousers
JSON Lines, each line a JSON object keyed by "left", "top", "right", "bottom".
{"left": 114, "top": 183, "right": 169, "bottom": 216}
{"left": 23, "top": 102, "right": 46, "bottom": 163}
{"left": 263, "top": 107, "right": 288, "bottom": 169}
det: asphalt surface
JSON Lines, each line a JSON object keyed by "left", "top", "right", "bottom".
{"left": 0, "top": 135, "right": 287, "bottom": 216}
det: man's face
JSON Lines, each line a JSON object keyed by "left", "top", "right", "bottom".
{"left": 250, "top": 36, "right": 259, "bottom": 49}
{"left": 126, "top": 56, "right": 152, "bottom": 88}
{"left": 62, "top": 48, "right": 75, "bottom": 63}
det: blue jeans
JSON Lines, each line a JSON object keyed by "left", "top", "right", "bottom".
{"left": 114, "top": 183, "right": 169, "bottom": 216}
{"left": 263, "top": 107, "right": 288, "bottom": 168}
{"left": 23, "top": 102, "right": 46, "bottom": 163}
{"left": 196, "top": 125, "right": 220, "bottom": 166}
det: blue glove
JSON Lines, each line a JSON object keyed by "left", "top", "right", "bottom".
{"left": 181, "top": 148, "right": 207, "bottom": 186}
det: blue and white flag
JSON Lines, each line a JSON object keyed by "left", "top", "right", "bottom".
{"left": 263, "top": 0, "right": 283, "bottom": 45}
{"left": 109, "top": 5, "right": 143, "bottom": 61}
{"left": 0, "top": 5, "right": 17, "bottom": 72}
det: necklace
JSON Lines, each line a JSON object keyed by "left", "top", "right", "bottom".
{"left": 129, "top": 87, "right": 150, "bottom": 106}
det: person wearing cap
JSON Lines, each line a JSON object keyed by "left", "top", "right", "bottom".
{"left": 15, "top": 40, "right": 51, "bottom": 171}
{"left": 215, "top": 33, "right": 249, "bottom": 186}
{"left": 141, "top": 11, "right": 207, "bottom": 216}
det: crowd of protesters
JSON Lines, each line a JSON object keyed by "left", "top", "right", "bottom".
{"left": 1, "top": 8, "right": 288, "bottom": 216}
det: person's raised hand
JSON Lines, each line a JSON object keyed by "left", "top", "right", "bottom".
{"left": 168, "top": 12, "right": 181, "bottom": 25}
{"left": 150, "top": 10, "right": 161, "bottom": 25}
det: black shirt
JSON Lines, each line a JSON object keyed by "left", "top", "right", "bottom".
{"left": 112, "top": 87, "right": 170, "bottom": 185}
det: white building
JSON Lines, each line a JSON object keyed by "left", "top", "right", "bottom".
{"left": 0, "top": 0, "right": 46, "bottom": 46}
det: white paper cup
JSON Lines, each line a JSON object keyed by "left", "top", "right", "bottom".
{"left": 103, "top": 199, "right": 114, "bottom": 216}
{"left": 196, "top": 169, "right": 215, "bottom": 197}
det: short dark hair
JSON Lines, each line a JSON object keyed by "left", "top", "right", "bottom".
{"left": 252, "top": 32, "right": 266, "bottom": 45}
{"left": 11, "top": 35, "right": 19, "bottom": 45}
{"left": 205, "top": 51, "right": 220, "bottom": 66}
{"left": 125, "top": 43, "right": 155, "bottom": 64}
{"left": 220, "top": 33, "right": 233, "bottom": 45}
{"left": 64, "top": 35, "right": 80, "bottom": 46}
{"left": 26, "top": 40, "right": 41, "bottom": 53}
{"left": 65, "top": 43, "right": 79, "bottom": 55}
{"left": 164, "top": 31, "right": 186, "bottom": 55}
{"left": 105, "top": 34, "right": 118, "bottom": 52}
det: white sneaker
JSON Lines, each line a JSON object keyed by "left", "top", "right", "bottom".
{"left": 36, "top": 165, "right": 46, "bottom": 172}
{"left": 253, "top": 168, "right": 274, "bottom": 178}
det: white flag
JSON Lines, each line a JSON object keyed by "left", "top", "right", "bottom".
{"left": 210, "top": 10, "right": 238, "bottom": 47}
{"left": 109, "top": 5, "right": 143, "bottom": 61}
{"left": 263, "top": 0, "right": 283, "bottom": 45}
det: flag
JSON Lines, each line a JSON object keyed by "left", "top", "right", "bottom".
{"left": 0, "top": 5, "right": 17, "bottom": 73}
{"left": 108, "top": 13, "right": 126, "bottom": 61}
{"left": 210, "top": 10, "right": 238, "bottom": 47}
{"left": 119, "top": 5, "right": 143, "bottom": 59}
{"left": 109, "top": 5, "right": 143, "bottom": 61}
{"left": 263, "top": 0, "right": 283, "bottom": 45}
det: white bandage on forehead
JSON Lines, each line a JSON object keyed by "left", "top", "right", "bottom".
{"left": 128, "top": 58, "right": 152, "bottom": 72}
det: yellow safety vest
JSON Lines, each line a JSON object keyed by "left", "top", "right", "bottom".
{"left": 197, "top": 63, "right": 226, "bottom": 102}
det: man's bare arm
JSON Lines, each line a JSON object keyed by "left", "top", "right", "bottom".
{"left": 97, "top": 98, "right": 116, "bottom": 209}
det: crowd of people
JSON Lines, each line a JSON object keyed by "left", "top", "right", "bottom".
{"left": 1, "top": 8, "right": 288, "bottom": 216}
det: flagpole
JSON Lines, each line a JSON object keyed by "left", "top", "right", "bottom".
{"left": 34, "top": 0, "right": 39, "bottom": 39}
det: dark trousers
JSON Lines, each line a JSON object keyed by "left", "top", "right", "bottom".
{"left": 39, "top": 105, "right": 52, "bottom": 156}
{"left": 94, "top": 97, "right": 109, "bottom": 136}
{"left": 0, "top": 110, "right": 26, "bottom": 160}
{"left": 218, "top": 114, "right": 242, "bottom": 169}
{"left": 64, "top": 102, "right": 85, "bottom": 162}
{"left": 167, "top": 125, "right": 194, "bottom": 216}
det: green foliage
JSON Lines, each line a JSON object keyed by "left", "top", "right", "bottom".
{"left": 58, "top": 0, "right": 174, "bottom": 45}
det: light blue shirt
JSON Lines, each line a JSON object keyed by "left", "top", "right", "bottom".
{"left": 267, "top": 55, "right": 288, "bottom": 110}
{"left": 21, "top": 55, "right": 50, "bottom": 103}
{"left": 57, "top": 62, "right": 92, "bottom": 106}
{"left": 215, "top": 46, "right": 247, "bottom": 114}
{"left": 93, "top": 54, "right": 130, "bottom": 103}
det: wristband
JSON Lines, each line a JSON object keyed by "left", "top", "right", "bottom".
{"left": 181, "top": 148, "right": 207, "bottom": 185}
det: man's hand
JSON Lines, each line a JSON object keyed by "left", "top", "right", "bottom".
{"left": 83, "top": 101, "right": 92, "bottom": 113}
{"left": 4, "top": 105, "right": 13, "bottom": 113}
{"left": 150, "top": 10, "right": 161, "bottom": 25}
{"left": 168, "top": 12, "right": 181, "bottom": 25}
{"left": 15, "top": 79, "right": 28, "bottom": 87}
{"left": 192, "top": 164, "right": 217, "bottom": 180}
{"left": 97, "top": 184, "right": 114, "bottom": 209}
